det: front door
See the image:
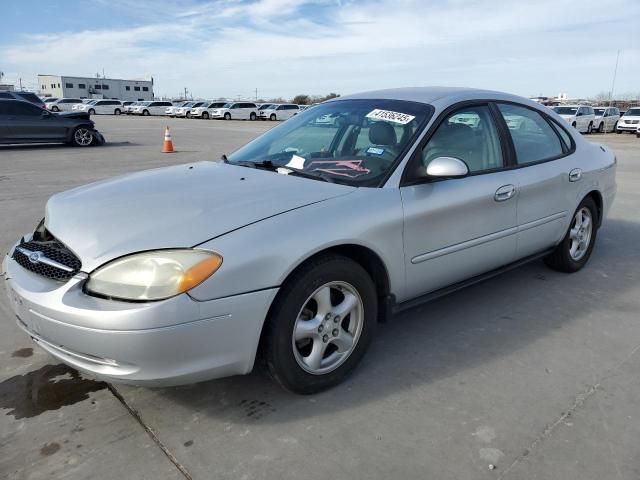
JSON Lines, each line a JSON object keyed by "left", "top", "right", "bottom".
{"left": 400, "top": 104, "right": 518, "bottom": 300}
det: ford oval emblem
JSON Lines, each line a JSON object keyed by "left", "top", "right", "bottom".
{"left": 28, "top": 251, "right": 42, "bottom": 264}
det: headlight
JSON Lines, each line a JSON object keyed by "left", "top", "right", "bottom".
{"left": 85, "top": 249, "right": 222, "bottom": 301}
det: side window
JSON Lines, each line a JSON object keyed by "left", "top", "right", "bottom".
{"left": 549, "top": 119, "right": 573, "bottom": 151}
{"left": 12, "top": 102, "right": 43, "bottom": 116}
{"left": 497, "top": 104, "right": 563, "bottom": 165}
{"left": 421, "top": 105, "right": 503, "bottom": 173}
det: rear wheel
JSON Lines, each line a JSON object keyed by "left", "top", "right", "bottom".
{"left": 616, "top": 129, "right": 622, "bottom": 134}
{"left": 142, "top": 110, "right": 150, "bottom": 116}
{"left": 202, "top": 112, "right": 209, "bottom": 119}
{"left": 544, "top": 197, "right": 598, "bottom": 273}
{"left": 114, "top": 108, "right": 121, "bottom": 115}
{"left": 586, "top": 122, "right": 593, "bottom": 134}
{"left": 71, "top": 126, "right": 94, "bottom": 147}
{"left": 270, "top": 113, "right": 277, "bottom": 121}
{"left": 88, "top": 109, "right": 95, "bottom": 115}
{"left": 264, "top": 255, "right": 377, "bottom": 394}
{"left": 51, "top": 106, "right": 59, "bottom": 112}
{"left": 598, "top": 122, "right": 604, "bottom": 133}
{"left": 224, "top": 112, "right": 231, "bottom": 120}
{"left": 250, "top": 112, "right": 257, "bottom": 121}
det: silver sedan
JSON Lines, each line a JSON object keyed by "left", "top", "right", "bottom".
{"left": 3, "top": 87, "right": 616, "bottom": 393}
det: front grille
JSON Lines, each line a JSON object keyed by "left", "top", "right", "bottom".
{"left": 12, "top": 239, "right": 81, "bottom": 281}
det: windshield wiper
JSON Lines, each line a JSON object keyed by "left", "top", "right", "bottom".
{"left": 230, "top": 159, "right": 333, "bottom": 183}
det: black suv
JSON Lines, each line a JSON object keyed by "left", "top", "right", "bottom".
{"left": 0, "top": 99, "right": 104, "bottom": 147}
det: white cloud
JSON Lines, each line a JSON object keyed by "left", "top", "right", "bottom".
{"left": 3, "top": 0, "right": 639, "bottom": 99}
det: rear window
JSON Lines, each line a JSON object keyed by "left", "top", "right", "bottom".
{"left": 553, "top": 107, "right": 577, "bottom": 115}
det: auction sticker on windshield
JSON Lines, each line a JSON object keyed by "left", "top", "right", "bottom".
{"left": 366, "top": 109, "right": 415, "bottom": 125}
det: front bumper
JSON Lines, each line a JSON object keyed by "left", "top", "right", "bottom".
{"left": 3, "top": 252, "right": 278, "bottom": 386}
{"left": 617, "top": 123, "right": 639, "bottom": 132}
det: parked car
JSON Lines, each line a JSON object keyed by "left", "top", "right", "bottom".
{"left": 0, "top": 99, "right": 104, "bottom": 147}
{"left": 190, "top": 102, "right": 228, "bottom": 119}
{"left": 43, "top": 97, "right": 59, "bottom": 104}
{"left": 165, "top": 101, "right": 188, "bottom": 117}
{"left": 210, "top": 102, "right": 258, "bottom": 120}
{"left": 46, "top": 98, "right": 83, "bottom": 112}
{"left": 2, "top": 87, "right": 616, "bottom": 393}
{"left": 130, "top": 101, "right": 173, "bottom": 116}
{"left": 553, "top": 105, "right": 595, "bottom": 133}
{"left": 74, "top": 99, "right": 123, "bottom": 115}
{"left": 124, "top": 101, "right": 142, "bottom": 114}
{"left": 592, "top": 107, "right": 620, "bottom": 133}
{"left": 0, "top": 90, "right": 46, "bottom": 108}
{"left": 259, "top": 103, "right": 300, "bottom": 121}
{"left": 175, "top": 101, "right": 207, "bottom": 118}
{"left": 616, "top": 107, "right": 640, "bottom": 134}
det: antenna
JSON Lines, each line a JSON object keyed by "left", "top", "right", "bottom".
{"left": 609, "top": 50, "right": 620, "bottom": 106}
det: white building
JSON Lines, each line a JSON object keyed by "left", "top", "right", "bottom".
{"left": 38, "top": 74, "right": 154, "bottom": 101}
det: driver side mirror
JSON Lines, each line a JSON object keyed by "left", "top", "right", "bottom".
{"left": 426, "top": 156, "right": 469, "bottom": 178}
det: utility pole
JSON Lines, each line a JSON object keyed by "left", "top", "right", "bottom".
{"left": 255, "top": 88, "right": 258, "bottom": 101}
{"left": 609, "top": 50, "right": 620, "bottom": 106}
{"left": 183, "top": 87, "right": 188, "bottom": 100}
{"left": 19, "top": 77, "right": 23, "bottom": 90}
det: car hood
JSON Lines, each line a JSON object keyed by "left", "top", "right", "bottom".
{"left": 45, "top": 161, "right": 356, "bottom": 271}
{"left": 56, "top": 111, "right": 91, "bottom": 120}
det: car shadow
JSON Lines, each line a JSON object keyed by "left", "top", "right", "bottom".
{"left": 136, "top": 218, "right": 639, "bottom": 423}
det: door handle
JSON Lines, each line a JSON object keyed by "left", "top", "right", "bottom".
{"left": 494, "top": 184, "right": 516, "bottom": 202}
{"left": 569, "top": 168, "right": 582, "bottom": 182}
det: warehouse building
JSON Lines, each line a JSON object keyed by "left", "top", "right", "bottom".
{"left": 37, "top": 74, "right": 154, "bottom": 101}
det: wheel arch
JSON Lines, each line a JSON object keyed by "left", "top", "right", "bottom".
{"left": 585, "top": 189, "right": 604, "bottom": 227}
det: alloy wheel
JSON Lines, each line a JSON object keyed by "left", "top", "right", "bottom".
{"left": 74, "top": 128, "right": 93, "bottom": 146}
{"left": 292, "top": 281, "right": 364, "bottom": 375}
{"left": 568, "top": 207, "right": 592, "bottom": 261}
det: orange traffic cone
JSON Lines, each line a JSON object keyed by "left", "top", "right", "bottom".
{"left": 162, "top": 126, "right": 174, "bottom": 153}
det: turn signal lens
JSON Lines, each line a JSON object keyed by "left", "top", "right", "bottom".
{"left": 178, "top": 256, "right": 223, "bottom": 293}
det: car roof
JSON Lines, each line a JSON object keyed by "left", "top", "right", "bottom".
{"left": 337, "top": 87, "right": 555, "bottom": 109}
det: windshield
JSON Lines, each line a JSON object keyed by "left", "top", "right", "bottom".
{"left": 554, "top": 107, "right": 578, "bottom": 115}
{"left": 227, "top": 99, "right": 432, "bottom": 187}
{"left": 593, "top": 108, "right": 605, "bottom": 116}
{"left": 182, "top": 102, "right": 194, "bottom": 107}
{"left": 87, "top": 100, "right": 98, "bottom": 105}
{"left": 259, "top": 104, "right": 273, "bottom": 110}
{"left": 624, "top": 108, "right": 640, "bottom": 116}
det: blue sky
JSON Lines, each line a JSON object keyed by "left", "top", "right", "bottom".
{"left": 1, "top": 0, "right": 639, "bottom": 100}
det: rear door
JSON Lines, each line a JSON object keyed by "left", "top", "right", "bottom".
{"left": 400, "top": 103, "right": 519, "bottom": 299}
{"left": 494, "top": 103, "right": 579, "bottom": 257}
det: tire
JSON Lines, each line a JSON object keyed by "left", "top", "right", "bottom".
{"left": 88, "top": 109, "right": 95, "bottom": 115}
{"left": 71, "top": 126, "right": 95, "bottom": 147}
{"left": 616, "top": 129, "right": 622, "bottom": 134}
{"left": 571, "top": 122, "right": 577, "bottom": 129}
{"left": 224, "top": 112, "right": 231, "bottom": 120}
{"left": 202, "top": 112, "right": 209, "bottom": 119}
{"left": 114, "top": 108, "right": 121, "bottom": 115}
{"left": 270, "top": 114, "right": 277, "bottom": 121}
{"left": 142, "top": 110, "right": 150, "bottom": 116}
{"left": 264, "top": 255, "right": 377, "bottom": 394}
{"left": 51, "top": 106, "right": 59, "bottom": 112}
{"left": 250, "top": 112, "right": 257, "bottom": 121}
{"left": 544, "top": 196, "right": 598, "bottom": 273}
{"left": 636, "top": 132, "right": 640, "bottom": 138}
{"left": 598, "top": 122, "right": 604, "bottom": 133}
{"left": 586, "top": 122, "right": 593, "bottom": 134}
{"left": 186, "top": 112, "right": 191, "bottom": 118}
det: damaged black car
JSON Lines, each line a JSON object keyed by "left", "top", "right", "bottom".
{"left": 0, "top": 99, "right": 105, "bottom": 147}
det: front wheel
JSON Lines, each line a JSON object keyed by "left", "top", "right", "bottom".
{"left": 114, "top": 108, "right": 121, "bottom": 115}
{"left": 586, "top": 122, "right": 593, "bottom": 134}
{"left": 544, "top": 197, "right": 598, "bottom": 273}
{"left": 270, "top": 113, "right": 277, "bottom": 121}
{"left": 571, "top": 122, "right": 577, "bottom": 129}
{"left": 264, "top": 255, "right": 377, "bottom": 394}
{"left": 88, "top": 109, "right": 95, "bottom": 115}
{"left": 598, "top": 122, "right": 604, "bottom": 133}
{"left": 202, "top": 112, "right": 209, "bottom": 119}
{"left": 142, "top": 110, "right": 150, "bottom": 116}
{"left": 51, "top": 106, "right": 59, "bottom": 112}
{"left": 224, "top": 112, "right": 231, "bottom": 120}
{"left": 71, "top": 126, "right": 95, "bottom": 147}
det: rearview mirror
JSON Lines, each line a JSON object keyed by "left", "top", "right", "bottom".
{"left": 426, "top": 156, "right": 469, "bottom": 178}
